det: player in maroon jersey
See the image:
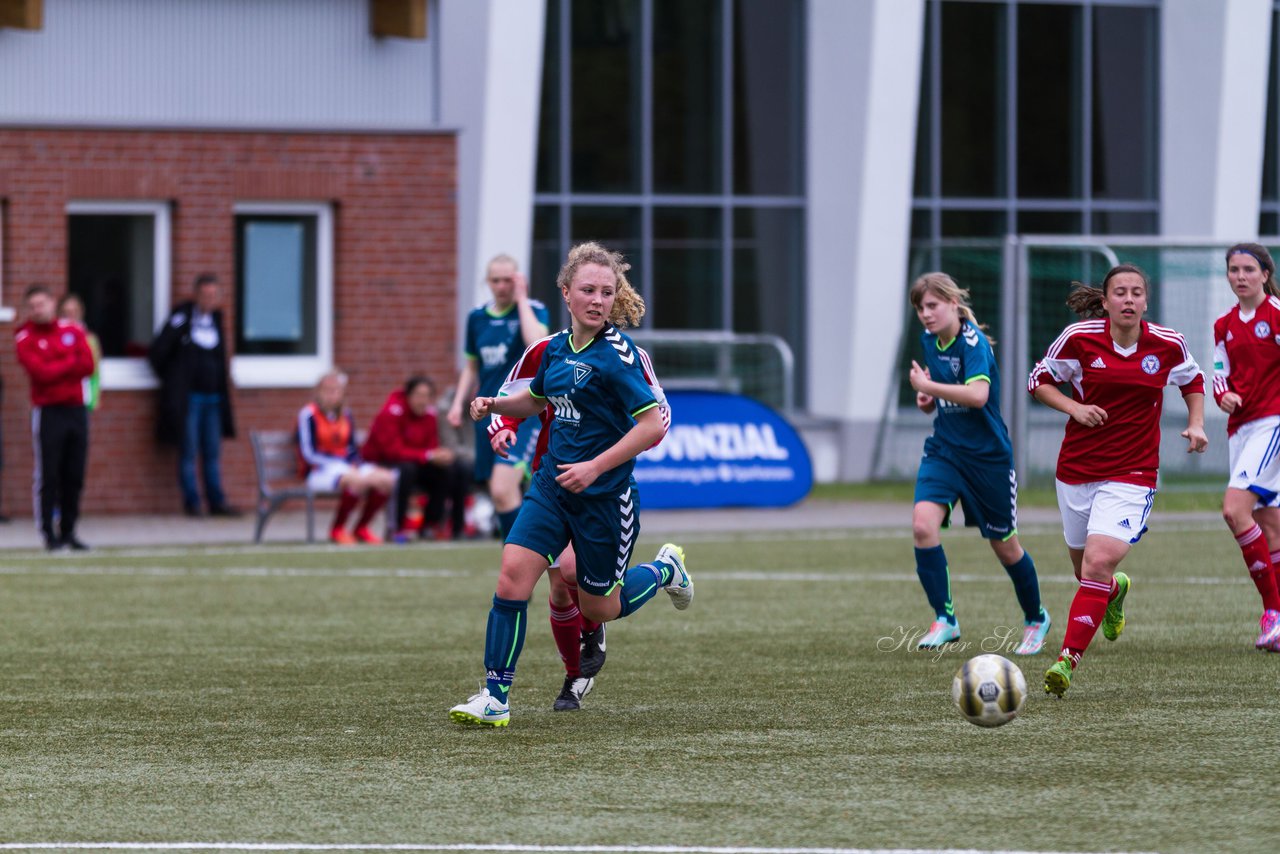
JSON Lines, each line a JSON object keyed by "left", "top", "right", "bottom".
{"left": 486, "top": 277, "right": 670, "bottom": 711}
{"left": 1028, "top": 264, "right": 1207, "bottom": 697}
{"left": 1212, "top": 243, "right": 1280, "bottom": 651}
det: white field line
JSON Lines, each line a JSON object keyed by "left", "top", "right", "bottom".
{"left": 0, "top": 844, "right": 1156, "bottom": 854}
{"left": 0, "top": 563, "right": 1246, "bottom": 586}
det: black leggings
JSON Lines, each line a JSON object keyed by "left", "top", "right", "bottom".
{"left": 395, "top": 459, "right": 470, "bottom": 535}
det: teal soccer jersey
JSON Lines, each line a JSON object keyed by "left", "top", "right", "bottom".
{"left": 529, "top": 326, "right": 658, "bottom": 497}
{"left": 465, "top": 300, "right": 551, "bottom": 397}
{"left": 921, "top": 320, "right": 1012, "bottom": 462}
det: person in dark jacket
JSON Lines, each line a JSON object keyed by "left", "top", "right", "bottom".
{"left": 148, "top": 273, "right": 238, "bottom": 517}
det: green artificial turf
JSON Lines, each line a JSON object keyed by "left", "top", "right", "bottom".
{"left": 1, "top": 524, "right": 1276, "bottom": 853}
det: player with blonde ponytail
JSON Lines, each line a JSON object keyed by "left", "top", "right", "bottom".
{"left": 905, "top": 272, "right": 1049, "bottom": 655}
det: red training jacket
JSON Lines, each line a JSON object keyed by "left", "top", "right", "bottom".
{"left": 14, "top": 319, "right": 95, "bottom": 407}
{"left": 361, "top": 389, "right": 442, "bottom": 465}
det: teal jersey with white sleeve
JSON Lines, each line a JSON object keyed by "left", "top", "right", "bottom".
{"left": 920, "top": 320, "right": 1012, "bottom": 462}
{"left": 529, "top": 326, "right": 659, "bottom": 497}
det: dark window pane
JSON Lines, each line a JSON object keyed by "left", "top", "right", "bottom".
{"left": 67, "top": 214, "right": 155, "bottom": 358}
{"left": 1265, "top": 11, "right": 1279, "bottom": 203}
{"left": 571, "top": 0, "right": 641, "bottom": 192}
{"left": 234, "top": 215, "right": 317, "bottom": 356}
{"left": 652, "top": 207, "right": 722, "bottom": 330}
{"left": 733, "top": 207, "right": 804, "bottom": 348}
{"left": 941, "top": 1, "right": 1006, "bottom": 197}
{"left": 941, "top": 209, "right": 1006, "bottom": 237}
{"left": 1093, "top": 7, "right": 1157, "bottom": 199}
{"left": 913, "top": 9, "right": 933, "bottom": 198}
{"left": 1017, "top": 4, "right": 1081, "bottom": 198}
{"left": 1261, "top": 211, "right": 1279, "bottom": 237}
{"left": 1017, "top": 210, "right": 1082, "bottom": 235}
{"left": 732, "top": 207, "right": 798, "bottom": 338}
{"left": 535, "top": 0, "right": 562, "bottom": 194}
{"left": 532, "top": 205, "right": 564, "bottom": 326}
{"left": 1091, "top": 210, "right": 1158, "bottom": 235}
{"left": 733, "top": 0, "right": 804, "bottom": 195}
{"left": 654, "top": 0, "right": 722, "bottom": 194}
{"left": 570, "top": 206, "right": 642, "bottom": 261}
{"left": 911, "top": 208, "right": 933, "bottom": 240}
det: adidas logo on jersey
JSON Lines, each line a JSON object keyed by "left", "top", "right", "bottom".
{"left": 1118, "top": 519, "right": 1131, "bottom": 529}
{"left": 1090, "top": 356, "right": 1107, "bottom": 369}
{"left": 1072, "top": 615, "right": 1096, "bottom": 627}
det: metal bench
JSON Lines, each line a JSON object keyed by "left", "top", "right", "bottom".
{"left": 250, "top": 428, "right": 334, "bottom": 543}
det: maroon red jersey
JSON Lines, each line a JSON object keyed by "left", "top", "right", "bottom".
{"left": 1212, "top": 295, "right": 1280, "bottom": 437}
{"left": 1028, "top": 318, "right": 1204, "bottom": 487}
{"left": 489, "top": 335, "right": 671, "bottom": 471}
{"left": 14, "top": 319, "right": 94, "bottom": 407}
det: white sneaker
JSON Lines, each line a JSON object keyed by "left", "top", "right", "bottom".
{"left": 449, "top": 688, "right": 510, "bottom": 727}
{"left": 658, "top": 543, "right": 693, "bottom": 610}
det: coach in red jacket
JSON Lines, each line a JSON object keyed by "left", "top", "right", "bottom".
{"left": 362, "top": 375, "right": 471, "bottom": 539}
{"left": 15, "top": 284, "right": 95, "bottom": 551}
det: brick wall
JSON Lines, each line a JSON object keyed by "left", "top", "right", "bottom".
{"left": 0, "top": 127, "right": 457, "bottom": 516}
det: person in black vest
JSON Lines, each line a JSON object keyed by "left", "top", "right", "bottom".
{"left": 149, "top": 273, "right": 239, "bottom": 517}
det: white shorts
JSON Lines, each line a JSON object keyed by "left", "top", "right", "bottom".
{"left": 307, "top": 460, "right": 379, "bottom": 493}
{"left": 1227, "top": 415, "right": 1280, "bottom": 508}
{"left": 1055, "top": 479, "right": 1156, "bottom": 550}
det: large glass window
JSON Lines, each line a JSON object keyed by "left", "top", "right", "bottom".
{"left": 66, "top": 201, "right": 171, "bottom": 389}
{"left": 1260, "top": 6, "right": 1280, "bottom": 233}
{"left": 231, "top": 203, "right": 332, "bottom": 388}
{"left": 914, "top": 0, "right": 1160, "bottom": 240}
{"left": 535, "top": 0, "right": 806, "bottom": 363}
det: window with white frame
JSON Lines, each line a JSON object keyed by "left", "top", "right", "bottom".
{"left": 231, "top": 202, "right": 333, "bottom": 388}
{"left": 66, "top": 200, "right": 171, "bottom": 389}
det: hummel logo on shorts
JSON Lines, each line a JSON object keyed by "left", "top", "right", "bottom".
{"left": 1072, "top": 615, "right": 1096, "bottom": 627}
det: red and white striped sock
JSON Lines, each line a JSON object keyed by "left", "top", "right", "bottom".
{"left": 1235, "top": 525, "right": 1280, "bottom": 612}
{"left": 1059, "top": 578, "right": 1111, "bottom": 666}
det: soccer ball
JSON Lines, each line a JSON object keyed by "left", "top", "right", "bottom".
{"left": 952, "top": 654, "right": 1027, "bottom": 728}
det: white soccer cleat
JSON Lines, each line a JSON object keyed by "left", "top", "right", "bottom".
{"left": 658, "top": 543, "right": 693, "bottom": 610}
{"left": 449, "top": 688, "right": 510, "bottom": 727}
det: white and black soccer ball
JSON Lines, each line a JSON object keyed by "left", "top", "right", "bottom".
{"left": 952, "top": 653, "right": 1027, "bottom": 728}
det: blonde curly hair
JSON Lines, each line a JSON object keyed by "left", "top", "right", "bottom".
{"left": 557, "top": 241, "right": 647, "bottom": 329}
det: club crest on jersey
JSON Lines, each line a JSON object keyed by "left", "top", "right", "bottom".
{"left": 1141, "top": 354, "right": 1160, "bottom": 375}
{"left": 1255, "top": 320, "right": 1272, "bottom": 339}
{"left": 573, "top": 364, "right": 593, "bottom": 385}
{"left": 942, "top": 356, "right": 960, "bottom": 378}
{"left": 61, "top": 332, "right": 75, "bottom": 346}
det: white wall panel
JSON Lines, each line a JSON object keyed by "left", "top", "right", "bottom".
{"left": 0, "top": 0, "right": 437, "bottom": 129}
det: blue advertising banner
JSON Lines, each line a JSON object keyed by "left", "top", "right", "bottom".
{"left": 635, "top": 390, "right": 813, "bottom": 509}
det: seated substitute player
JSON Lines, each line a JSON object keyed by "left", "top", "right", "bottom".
{"left": 1211, "top": 243, "right": 1280, "bottom": 651}
{"left": 906, "top": 272, "right": 1049, "bottom": 654}
{"left": 488, "top": 286, "right": 670, "bottom": 710}
{"left": 362, "top": 375, "right": 472, "bottom": 541}
{"left": 448, "top": 241, "right": 691, "bottom": 727}
{"left": 1029, "top": 265, "right": 1207, "bottom": 697}
{"left": 297, "top": 370, "right": 397, "bottom": 545}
